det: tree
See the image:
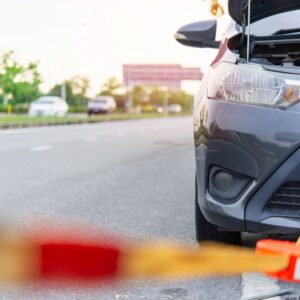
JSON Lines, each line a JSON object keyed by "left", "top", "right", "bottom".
{"left": 0, "top": 51, "right": 42, "bottom": 105}
{"left": 48, "top": 75, "right": 90, "bottom": 106}
{"left": 48, "top": 82, "right": 72, "bottom": 100}
{"left": 132, "top": 86, "right": 148, "bottom": 106}
{"left": 99, "top": 77, "right": 123, "bottom": 96}
{"left": 169, "top": 90, "right": 193, "bottom": 110}
{"left": 69, "top": 76, "right": 90, "bottom": 99}
{"left": 149, "top": 87, "right": 169, "bottom": 107}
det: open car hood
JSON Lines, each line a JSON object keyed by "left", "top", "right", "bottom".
{"left": 228, "top": 0, "right": 300, "bottom": 25}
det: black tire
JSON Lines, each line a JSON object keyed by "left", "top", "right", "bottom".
{"left": 195, "top": 175, "right": 241, "bottom": 245}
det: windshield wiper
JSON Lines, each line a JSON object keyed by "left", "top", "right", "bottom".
{"left": 274, "top": 28, "right": 300, "bottom": 35}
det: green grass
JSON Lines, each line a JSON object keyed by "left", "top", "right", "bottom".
{"left": 0, "top": 112, "right": 191, "bottom": 129}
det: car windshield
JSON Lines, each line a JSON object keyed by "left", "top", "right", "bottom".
{"left": 36, "top": 101, "right": 55, "bottom": 105}
{"left": 92, "top": 100, "right": 108, "bottom": 103}
{"left": 36, "top": 97, "right": 57, "bottom": 104}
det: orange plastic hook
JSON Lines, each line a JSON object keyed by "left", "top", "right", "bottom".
{"left": 257, "top": 238, "right": 300, "bottom": 283}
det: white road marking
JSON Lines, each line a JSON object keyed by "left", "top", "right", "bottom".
{"left": 241, "top": 273, "right": 281, "bottom": 300}
{"left": 30, "top": 145, "right": 51, "bottom": 152}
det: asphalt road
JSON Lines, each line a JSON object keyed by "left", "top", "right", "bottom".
{"left": 0, "top": 117, "right": 299, "bottom": 300}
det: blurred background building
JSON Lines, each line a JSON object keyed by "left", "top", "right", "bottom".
{"left": 123, "top": 64, "right": 203, "bottom": 91}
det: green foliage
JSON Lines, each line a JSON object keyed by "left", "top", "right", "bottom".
{"left": 0, "top": 103, "right": 30, "bottom": 114}
{"left": 169, "top": 90, "right": 193, "bottom": 110}
{"left": 0, "top": 51, "right": 42, "bottom": 104}
{"left": 48, "top": 75, "right": 90, "bottom": 106}
{"left": 148, "top": 87, "right": 168, "bottom": 106}
{"left": 130, "top": 86, "right": 193, "bottom": 111}
{"left": 48, "top": 83, "right": 70, "bottom": 98}
{"left": 70, "top": 76, "right": 90, "bottom": 101}
{"left": 99, "top": 77, "right": 123, "bottom": 96}
{"left": 68, "top": 105, "right": 88, "bottom": 113}
{"left": 133, "top": 86, "right": 147, "bottom": 106}
{"left": 0, "top": 112, "right": 189, "bottom": 130}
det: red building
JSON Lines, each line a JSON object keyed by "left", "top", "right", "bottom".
{"left": 123, "top": 64, "right": 203, "bottom": 91}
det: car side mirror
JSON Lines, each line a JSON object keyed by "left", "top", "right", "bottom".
{"left": 175, "top": 20, "right": 220, "bottom": 49}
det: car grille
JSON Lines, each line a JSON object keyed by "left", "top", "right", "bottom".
{"left": 266, "top": 182, "right": 300, "bottom": 217}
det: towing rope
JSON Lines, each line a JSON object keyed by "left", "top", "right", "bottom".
{"left": 0, "top": 228, "right": 298, "bottom": 284}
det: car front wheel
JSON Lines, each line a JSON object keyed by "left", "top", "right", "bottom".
{"left": 195, "top": 175, "right": 241, "bottom": 245}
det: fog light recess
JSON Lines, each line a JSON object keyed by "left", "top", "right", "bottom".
{"left": 209, "top": 166, "right": 250, "bottom": 200}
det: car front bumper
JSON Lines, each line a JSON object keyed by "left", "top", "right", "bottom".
{"left": 195, "top": 98, "right": 300, "bottom": 234}
{"left": 29, "top": 111, "right": 55, "bottom": 117}
{"left": 88, "top": 109, "right": 109, "bottom": 114}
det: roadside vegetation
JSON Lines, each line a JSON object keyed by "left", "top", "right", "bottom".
{"left": 0, "top": 51, "right": 193, "bottom": 129}
{"left": 0, "top": 112, "right": 190, "bottom": 129}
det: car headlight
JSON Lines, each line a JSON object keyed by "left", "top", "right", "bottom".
{"left": 207, "top": 62, "right": 300, "bottom": 108}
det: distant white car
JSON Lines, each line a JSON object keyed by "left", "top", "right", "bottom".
{"left": 28, "top": 97, "right": 69, "bottom": 117}
{"left": 168, "top": 104, "right": 182, "bottom": 114}
{"left": 87, "top": 96, "right": 116, "bottom": 115}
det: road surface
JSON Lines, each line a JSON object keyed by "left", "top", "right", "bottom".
{"left": 0, "top": 117, "right": 299, "bottom": 299}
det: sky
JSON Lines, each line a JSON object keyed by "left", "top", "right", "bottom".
{"left": 0, "top": 0, "right": 223, "bottom": 95}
